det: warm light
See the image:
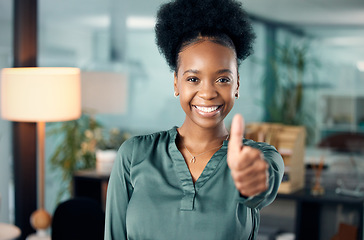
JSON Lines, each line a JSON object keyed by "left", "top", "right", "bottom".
{"left": 1, "top": 67, "right": 81, "bottom": 238}
{"left": 126, "top": 16, "right": 156, "bottom": 29}
{"left": 357, "top": 61, "right": 364, "bottom": 72}
{"left": 1, "top": 67, "right": 81, "bottom": 122}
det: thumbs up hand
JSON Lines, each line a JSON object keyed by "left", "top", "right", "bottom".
{"left": 227, "top": 114, "right": 269, "bottom": 197}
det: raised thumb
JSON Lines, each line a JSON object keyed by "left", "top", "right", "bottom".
{"left": 228, "top": 114, "right": 245, "bottom": 151}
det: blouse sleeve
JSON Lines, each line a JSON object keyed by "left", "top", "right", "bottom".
{"left": 104, "top": 137, "right": 135, "bottom": 240}
{"left": 238, "top": 139, "right": 284, "bottom": 210}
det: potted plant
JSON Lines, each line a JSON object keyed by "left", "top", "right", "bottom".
{"left": 48, "top": 113, "right": 129, "bottom": 202}
{"left": 95, "top": 128, "right": 130, "bottom": 173}
{"left": 263, "top": 39, "right": 320, "bottom": 142}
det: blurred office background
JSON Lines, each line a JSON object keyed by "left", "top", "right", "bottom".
{"left": 1, "top": 0, "right": 364, "bottom": 239}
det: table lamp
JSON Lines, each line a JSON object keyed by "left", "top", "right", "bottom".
{"left": 0, "top": 67, "right": 81, "bottom": 238}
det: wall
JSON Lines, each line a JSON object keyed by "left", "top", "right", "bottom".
{"left": 0, "top": 11, "right": 13, "bottom": 223}
{"left": 248, "top": 25, "right": 364, "bottom": 238}
{"left": 95, "top": 21, "right": 267, "bottom": 133}
{"left": 1, "top": 0, "right": 363, "bottom": 234}
{"left": 37, "top": 4, "right": 364, "bottom": 219}
{"left": 39, "top": 17, "right": 268, "bottom": 213}
{"left": 0, "top": 114, "right": 12, "bottom": 223}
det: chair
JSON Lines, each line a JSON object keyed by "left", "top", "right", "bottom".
{"left": 51, "top": 197, "right": 104, "bottom": 240}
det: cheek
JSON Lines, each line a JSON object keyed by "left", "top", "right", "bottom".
{"left": 177, "top": 85, "right": 189, "bottom": 102}
{"left": 179, "top": 90, "right": 192, "bottom": 105}
{"left": 177, "top": 81, "right": 194, "bottom": 97}
{"left": 176, "top": 78, "right": 185, "bottom": 93}
{"left": 226, "top": 85, "right": 238, "bottom": 97}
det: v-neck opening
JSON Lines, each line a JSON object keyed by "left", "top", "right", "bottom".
{"left": 168, "top": 127, "right": 228, "bottom": 210}
{"left": 194, "top": 140, "right": 228, "bottom": 190}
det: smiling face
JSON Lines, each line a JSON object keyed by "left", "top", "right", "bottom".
{"left": 174, "top": 40, "right": 239, "bottom": 130}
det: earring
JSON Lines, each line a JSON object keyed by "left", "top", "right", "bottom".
{"left": 174, "top": 92, "right": 179, "bottom": 98}
{"left": 235, "top": 93, "right": 239, "bottom": 99}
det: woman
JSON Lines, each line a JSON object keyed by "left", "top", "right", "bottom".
{"left": 104, "top": 0, "right": 284, "bottom": 239}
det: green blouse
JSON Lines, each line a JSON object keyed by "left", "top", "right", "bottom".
{"left": 104, "top": 127, "right": 284, "bottom": 240}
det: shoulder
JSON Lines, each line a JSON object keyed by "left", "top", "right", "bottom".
{"left": 130, "top": 127, "right": 175, "bottom": 144}
{"left": 243, "top": 138, "right": 279, "bottom": 153}
{"left": 119, "top": 127, "right": 177, "bottom": 151}
{"left": 116, "top": 127, "right": 177, "bottom": 167}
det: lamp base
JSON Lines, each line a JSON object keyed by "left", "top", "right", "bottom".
{"left": 27, "top": 209, "right": 51, "bottom": 240}
{"left": 26, "top": 230, "right": 51, "bottom": 240}
{"left": 30, "top": 208, "right": 52, "bottom": 230}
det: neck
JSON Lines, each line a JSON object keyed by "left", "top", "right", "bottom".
{"left": 177, "top": 120, "right": 229, "bottom": 151}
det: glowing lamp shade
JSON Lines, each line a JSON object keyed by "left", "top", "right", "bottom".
{"left": 0, "top": 67, "right": 81, "bottom": 238}
{"left": 1, "top": 67, "right": 81, "bottom": 122}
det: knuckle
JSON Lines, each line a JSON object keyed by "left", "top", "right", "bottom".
{"left": 262, "top": 172, "right": 268, "bottom": 181}
{"left": 259, "top": 161, "right": 268, "bottom": 170}
{"left": 241, "top": 146, "right": 251, "bottom": 156}
{"left": 232, "top": 174, "right": 240, "bottom": 182}
{"left": 234, "top": 172, "right": 244, "bottom": 182}
{"left": 230, "top": 171, "right": 238, "bottom": 181}
{"left": 252, "top": 150, "right": 261, "bottom": 159}
{"left": 235, "top": 182, "right": 244, "bottom": 192}
{"left": 240, "top": 188, "right": 249, "bottom": 196}
{"left": 243, "top": 147, "right": 262, "bottom": 161}
{"left": 254, "top": 159, "right": 267, "bottom": 170}
{"left": 247, "top": 147, "right": 259, "bottom": 156}
{"left": 231, "top": 170, "right": 242, "bottom": 181}
{"left": 260, "top": 183, "right": 268, "bottom": 192}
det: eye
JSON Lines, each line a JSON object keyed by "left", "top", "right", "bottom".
{"left": 217, "top": 78, "right": 231, "bottom": 83}
{"left": 187, "top": 77, "right": 198, "bottom": 83}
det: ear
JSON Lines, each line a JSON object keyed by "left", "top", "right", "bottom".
{"left": 174, "top": 71, "right": 178, "bottom": 94}
{"left": 235, "top": 73, "right": 240, "bottom": 96}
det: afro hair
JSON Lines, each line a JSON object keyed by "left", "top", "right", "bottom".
{"left": 155, "top": 0, "right": 256, "bottom": 71}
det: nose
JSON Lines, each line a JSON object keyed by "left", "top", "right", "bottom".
{"left": 198, "top": 80, "right": 218, "bottom": 100}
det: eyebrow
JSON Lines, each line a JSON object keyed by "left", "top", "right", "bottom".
{"left": 216, "top": 69, "right": 233, "bottom": 75}
{"left": 182, "top": 69, "right": 233, "bottom": 76}
{"left": 182, "top": 69, "right": 199, "bottom": 75}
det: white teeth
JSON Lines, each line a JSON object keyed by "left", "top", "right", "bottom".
{"left": 195, "top": 106, "right": 219, "bottom": 113}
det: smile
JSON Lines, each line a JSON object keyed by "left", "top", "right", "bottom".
{"left": 193, "top": 105, "right": 222, "bottom": 113}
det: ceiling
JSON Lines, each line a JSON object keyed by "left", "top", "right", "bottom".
{"left": 1, "top": 0, "right": 364, "bottom": 31}
{"left": 0, "top": 0, "right": 364, "bottom": 26}
{"left": 243, "top": 0, "right": 364, "bottom": 43}
{"left": 40, "top": 0, "right": 364, "bottom": 41}
{"left": 1, "top": 0, "right": 364, "bottom": 62}
{"left": 244, "top": 0, "right": 364, "bottom": 26}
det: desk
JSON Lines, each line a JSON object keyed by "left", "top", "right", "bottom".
{"left": 74, "top": 169, "right": 364, "bottom": 239}
{"left": 0, "top": 223, "right": 21, "bottom": 240}
{"left": 277, "top": 188, "right": 364, "bottom": 240}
